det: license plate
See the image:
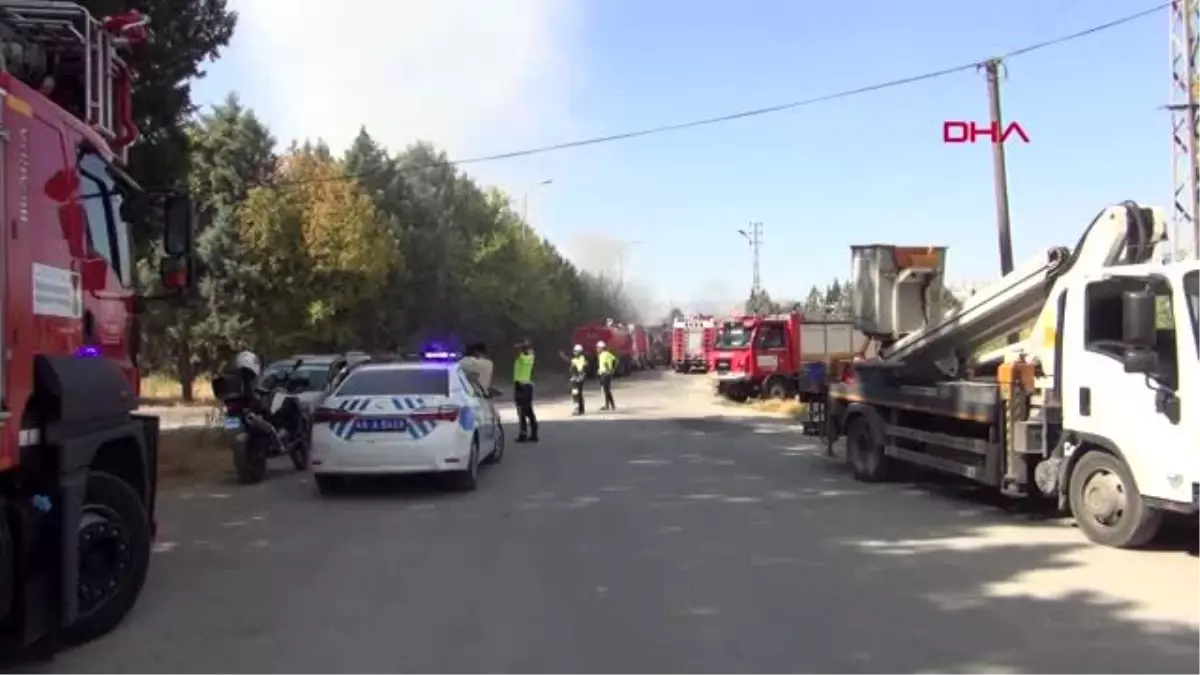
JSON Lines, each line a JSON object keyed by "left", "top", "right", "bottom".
{"left": 223, "top": 416, "right": 242, "bottom": 430}
{"left": 353, "top": 417, "right": 408, "bottom": 432}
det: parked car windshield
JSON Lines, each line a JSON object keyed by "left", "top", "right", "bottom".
{"left": 264, "top": 360, "right": 333, "bottom": 392}
{"left": 1185, "top": 270, "right": 1197, "bottom": 351}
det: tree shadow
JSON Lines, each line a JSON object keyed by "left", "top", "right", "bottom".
{"left": 28, "top": 413, "right": 1199, "bottom": 674}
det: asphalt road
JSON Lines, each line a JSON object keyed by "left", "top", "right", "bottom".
{"left": 47, "top": 371, "right": 1199, "bottom": 673}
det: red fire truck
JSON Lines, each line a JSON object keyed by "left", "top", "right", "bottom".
{"left": 0, "top": 2, "right": 193, "bottom": 654}
{"left": 629, "top": 324, "right": 650, "bottom": 370}
{"left": 571, "top": 322, "right": 635, "bottom": 376}
{"left": 710, "top": 312, "right": 865, "bottom": 402}
{"left": 671, "top": 315, "right": 715, "bottom": 373}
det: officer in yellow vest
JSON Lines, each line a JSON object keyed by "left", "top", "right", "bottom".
{"left": 568, "top": 344, "right": 588, "bottom": 415}
{"left": 513, "top": 339, "right": 538, "bottom": 442}
{"left": 596, "top": 340, "right": 618, "bottom": 411}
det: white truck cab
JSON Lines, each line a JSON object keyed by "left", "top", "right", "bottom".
{"left": 1058, "top": 261, "right": 1198, "bottom": 546}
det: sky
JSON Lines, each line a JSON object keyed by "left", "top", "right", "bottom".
{"left": 191, "top": 0, "right": 1178, "bottom": 317}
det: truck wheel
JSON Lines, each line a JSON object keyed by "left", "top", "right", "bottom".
{"left": 1068, "top": 451, "right": 1163, "bottom": 548}
{"left": 847, "top": 417, "right": 891, "bottom": 482}
{"left": 62, "top": 472, "right": 151, "bottom": 645}
{"left": 763, "top": 377, "right": 791, "bottom": 400}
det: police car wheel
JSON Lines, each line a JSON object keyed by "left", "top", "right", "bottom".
{"left": 483, "top": 423, "right": 504, "bottom": 465}
{"left": 450, "top": 437, "right": 481, "bottom": 491}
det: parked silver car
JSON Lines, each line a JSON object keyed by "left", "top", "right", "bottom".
{"left": 262, "top": 352, "right": 370, "bottom": 410}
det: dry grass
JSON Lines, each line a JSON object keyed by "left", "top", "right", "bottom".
{"left": 713, "top": 389, "right": 809, "bottom": 419}
{"left": 748, "top": 398, "right": 808, "bottom": 418}
{"left": 157, "top": 426, "right": 232, "bottom": 486}
{"left": 140, "top": 373, "right": 215, "bottom": 407}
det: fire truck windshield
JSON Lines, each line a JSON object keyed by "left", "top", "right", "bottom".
{"left": 714, "top": 325, "right": 751, "bottom": 349}
{"left": 78, "top": 151, "right": 134, "bottom": 287}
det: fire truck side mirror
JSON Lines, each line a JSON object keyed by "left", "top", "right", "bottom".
{"left": 159, "top": 255, "right": 190, "bottom": 291}
{"left": 163, "top": 194, "right": 194, "bottom": 257}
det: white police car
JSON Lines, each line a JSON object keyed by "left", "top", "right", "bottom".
{"left": 309, "top": 352, "right": 504, "bottom": 493}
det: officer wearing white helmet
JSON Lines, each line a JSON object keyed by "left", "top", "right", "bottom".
{"left": 596, "top": 340, "right": 618, "bottom": 411}
{"left": 567, "top": 343, "right": 588, "bottom": 415}
{"left": 233, "top": 350, "right": 263, "bottom": 395}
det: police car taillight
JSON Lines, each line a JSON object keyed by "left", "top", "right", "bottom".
{"left": 410, "top": 405, "right": 460, "bottom": 422}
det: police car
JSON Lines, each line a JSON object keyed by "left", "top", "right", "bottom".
{"left": 309, "top": 351, "right": 504, "bottom": 493}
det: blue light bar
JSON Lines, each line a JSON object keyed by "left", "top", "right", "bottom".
{"left": 422, "top": 350, "right": 460, "bottom": 361}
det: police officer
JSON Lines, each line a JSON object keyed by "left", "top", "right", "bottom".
{"left": 513, "top": 339, "right": 538, "bottom": 443}
{"left": 568, "top": 344, "right": 588, "bottom": 415}
{"left": 596, "top": 340, "right": 618, "bottom": 411}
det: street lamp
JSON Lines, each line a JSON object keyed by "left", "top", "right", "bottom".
{"left": 522, "top": 178, "right": 554, "bottom": 222}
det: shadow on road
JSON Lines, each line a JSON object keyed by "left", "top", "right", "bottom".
{"left": 32, "top": 406, "right": 1200, "bottom": 674}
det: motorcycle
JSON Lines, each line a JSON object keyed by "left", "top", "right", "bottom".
{"left": 211, "top": 359, "right": 314, "bottom": 485}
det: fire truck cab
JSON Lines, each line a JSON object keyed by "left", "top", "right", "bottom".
{"left": 0, "top": 1, "right": 192, "bottom": 654}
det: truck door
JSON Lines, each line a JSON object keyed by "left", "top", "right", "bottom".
{"left": 753, "top": 322, "right": 788, "bottom": 377}
{"left": 1061, "top": 274, "right": 1193, "bottom": 505}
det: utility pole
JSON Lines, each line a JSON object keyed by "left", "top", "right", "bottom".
{"left": 737, "top": 222, "right": 763, "bottom": 297}
{"left": 983, "top": 58, "right": 1015, "bottom": 275}
{"left": 1169, "top": 0, "right": 1200, "bottom": 261}
{"left": 521, "top": 178, "right": 553, "bottom": 222}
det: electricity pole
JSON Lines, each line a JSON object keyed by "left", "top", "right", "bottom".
{"left": 737, "top": 222, "right": 763, "bottom": 297}
{"left": 1170, "top": 0, "right": 1200, "bottom": 260}
{"left": 983, "top": 58, "right": 1015, "bottom": 275}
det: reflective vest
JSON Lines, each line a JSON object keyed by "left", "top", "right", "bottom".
{"left": 513, "top": 351, "right": 535, "bottom": 384}
{"left": 598, "top": 350, "right": 617, "bottom": 375}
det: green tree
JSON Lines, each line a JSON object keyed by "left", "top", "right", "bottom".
{"left": 136, "top": 93, "right": 276, "bottom": 399}
{"left": 80, "top": 0, "right": 238, "bottom": 249}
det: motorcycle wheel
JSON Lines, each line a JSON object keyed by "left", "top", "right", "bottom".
{"left": 233, "top": 437, "right": 268, "bottom": 484}
{"left": 289, "top": 420, "right": 312, "bottom": 471}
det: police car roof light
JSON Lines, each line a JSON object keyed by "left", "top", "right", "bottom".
{"left": 422, "top": 350, "right": 460, "bottom": 361}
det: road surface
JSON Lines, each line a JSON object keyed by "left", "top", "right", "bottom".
{"left": 46, "top": 371, "right": 1199, "bottom": 673}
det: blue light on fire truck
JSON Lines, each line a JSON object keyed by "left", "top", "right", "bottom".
{"left": 75, "top": 345, "right": 102, "bottom": 359}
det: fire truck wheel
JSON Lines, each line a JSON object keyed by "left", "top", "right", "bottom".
{"left": 847, "top": 417, "right": 891, "bottom": 482}
{"left": 1068, "top": 451, "right": 1163, "bottom": 549}
{"left": 762, "top": 377, "right": 791, "bottom": 400}
{"left": 63, "top": 471, "right": 151, "bottom": 645}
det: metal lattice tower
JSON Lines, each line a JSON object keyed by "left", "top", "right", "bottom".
{"left": 1169, "top": 0, "right": 1200, "bottom": 260}
{"left": 746, "top": 222, "right": 763, "bottom": 296}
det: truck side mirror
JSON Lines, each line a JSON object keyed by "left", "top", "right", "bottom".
{"left": 159, "top": 254, "right": 191, "bottom": 290}
{"left": 1122, "top": 348, "right": 1158, "bottom": 375}
{"left": 1121, "top": 290, "right": 1156, "bottom": 349}
{"left": 163, "top": 193, "right": 194, "bottom": 256}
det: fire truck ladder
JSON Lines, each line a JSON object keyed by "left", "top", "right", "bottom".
{"left": 0, "top": 0, "right": 132, "bottom": 149}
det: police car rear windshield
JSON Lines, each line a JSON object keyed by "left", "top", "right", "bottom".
{"left": 335, "top": 368, "right": 450, "bottom": 397}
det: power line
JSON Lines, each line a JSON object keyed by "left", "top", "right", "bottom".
{"left": 264, "top": 3, "right": 1167, "bottom": 189}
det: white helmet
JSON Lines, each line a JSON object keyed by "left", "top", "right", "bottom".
{"left": 573, "top": 344, "right": 584, "bottom": 353}
{"left": 234, "top": 350, "right": 261, "bottom": 376}
{"left": 596, "top": 340, "right": 607, "bottom": 349}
